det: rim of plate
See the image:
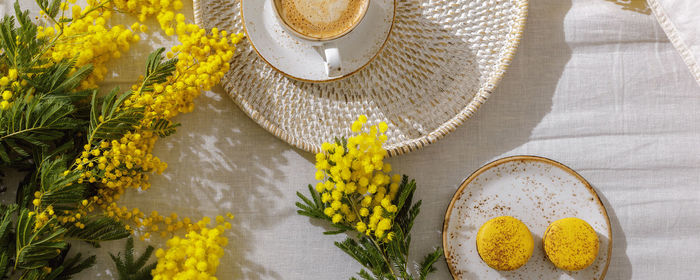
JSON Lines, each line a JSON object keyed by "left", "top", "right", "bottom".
{"left": 442, "top": 155, "right": 613, "bottom": 280}
{"left": 239, "top": 0, "right": 397, "bottom": 83}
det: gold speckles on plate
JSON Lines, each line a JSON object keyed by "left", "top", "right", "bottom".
{"left": 443, "top": 155, "right": 612, "bottom": 280}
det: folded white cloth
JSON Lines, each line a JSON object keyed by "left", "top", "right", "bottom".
{"left": 649, "top": 0, "right": 700, "bottom": 86}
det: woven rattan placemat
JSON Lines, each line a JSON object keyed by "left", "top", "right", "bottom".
{"left": 194, "top": 0, "right": 528, "bottom": 156}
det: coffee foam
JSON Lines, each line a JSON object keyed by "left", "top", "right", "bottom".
{"left": 277, "top": 0, "right": 368, "bottom": 39}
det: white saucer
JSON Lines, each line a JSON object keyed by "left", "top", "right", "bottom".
{"left": 240, "top": 0, "right": 395, "bottom": 82}
{"left": 443, "top": 156, "right": 612, "bottom": 279}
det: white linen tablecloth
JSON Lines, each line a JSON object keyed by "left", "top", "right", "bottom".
{"left": 3, "top": 0, "right": 700, "bottom": 279}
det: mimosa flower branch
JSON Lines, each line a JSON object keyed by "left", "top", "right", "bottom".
{"left": 0, "top": 0, "right": 241, "bottom": 278}
{"left": 297, "top": 116, "right": 443, "bottom": 280}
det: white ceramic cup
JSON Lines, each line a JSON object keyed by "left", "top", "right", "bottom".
{"left": 271, "top": 0, "right": 370, "bottom": 77}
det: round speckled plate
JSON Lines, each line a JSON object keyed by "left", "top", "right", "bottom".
{"left": 443, "top": 156, "right": 612, "bottom": 279}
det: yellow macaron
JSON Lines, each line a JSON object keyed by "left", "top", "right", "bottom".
{"left": 476, "top": 216, "right": 534, "bottom": 271}
{"left": 543, "top": 217, "right": 599, "bottom": 271}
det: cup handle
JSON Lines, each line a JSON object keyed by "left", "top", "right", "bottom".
{"left": 323, "top": 44, "right": 342, "bottom": 77}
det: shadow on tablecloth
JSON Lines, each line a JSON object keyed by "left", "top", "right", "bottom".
{"left": 595, "top": 189, "right": 633, "bottom": 280}
{"left": 87, "top": 86, "right": 293, "bottom": 279}
{"left": 291, "top": 0, "right": 632, "bottom": 278}
{"left": 151, "top": 87, "right": 292, "bottom": 279}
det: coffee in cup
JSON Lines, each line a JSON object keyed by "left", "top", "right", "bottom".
{"left": 273, "top": 0, "right": 370, "bottom": 41}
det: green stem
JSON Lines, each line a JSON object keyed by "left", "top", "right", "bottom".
{"left": 0, "top": 126, "right": 44, "bottom": 141}
{"left": 28, "top": 28, "right": 63, "bottom": 66}
{"left": 84, "top": 58, "right": 153, "bottom": 148}
{"left": 348, "top": 197, "right": 398, "bottom": 279}
{"left": 29, "top": 0, "right": 65, "bottom": 65}
{"left": 371, "top": 236, "right": 397, "bottom": 279}
{"left": 76, "top": 0, "right": 113, "bottom": 21}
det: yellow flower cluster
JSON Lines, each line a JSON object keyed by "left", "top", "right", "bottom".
{"left": 105, "top": 207, "right": 224, "bottom": 241}
{"left": 11, "top": 1, "right": 246, "bottom": 278}
{"left": 315, "top": 115, "right": 399, "bottom": 241}
{"left": 0, "top": 68, "right": 20, "bottom": 110}
{"left": 112, "top": 0, "right": 184, "bottom": 28}
{"left": 33, "top": 190, "right": 96, "bottom": 230}
{"left": 38, "top": 0, "right": 140, "bottom": 89}
{"left": 129, "top": 28, "right": 242, "bottom": 119}
{"left": 31, "top": 0, "right": 243, "bottom": 239}
{"left": 28, "top": 201, "right": 55, "bottom": 230}
{"left": 91, "top": 27, "right": 242, "bottom": 237}
{"left": 152, "top": 215, "right": 232, "bottom": 280}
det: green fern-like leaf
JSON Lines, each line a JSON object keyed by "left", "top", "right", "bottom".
{"left": 296, "top": 185, "right": 354, "bottom": 234}
{"left": 149, "top": 119, "right": 180, "bottom": 137}
{"left": 88, "top": 89, "right": 144, "bottom": 142}
{"left": 142, "top": 48, "right": 177, "bottom": 88}
{"left": 110, "top": 237, "right": 156, "bottom": 280}
{"left": 14, "top": 208, "right": 67, "bottom": 269}
{"left": 418, "top": 247, "right": 442, "bottom": 280}
{"left": 0, "top": 2, "right": 185, "bottom": 280}
{"left": 49, "top": 251, "right": 97, "bottom": 280}
{"left": 0, "top": 95, "right": 82, "bottom": 164}
{"left": 3, "top": 1, "right": 50, "bottom": 73}
{"left": 295, "top": 185, "right": 327, "bottom": 220}
{"left": 64, "top": 216, "right": 130, "bottom": 245}
{"left": 26, "top": 245, "right": 98, "bottom": 280}
{"left": 0, "top": 204, "right": 17, "bottom": 279}
{"left": 298, "top": 172, "right": 442, "bottom": 280}
{"left": 25, "top": 58, "right": 94, "bottom": 97}
{"left": 13, "top": 1, "right": 33, "bottom": 29}
{"left": 35, "top": 158, "right": 85, "bottom": 211}
{"left": 84, "top": 48, "right": 178, "bottom": 145}
{"left": 18, "top": 268, "right": 48, "bottom": 280}
{"left": 0, "top": 253, "right": 9, "bottom": 279}
{"left": 0, "top": 15, "right": 19, "bottom": 66}
{"left": 39, "top": 0, "right": 62, "bottom": 19}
